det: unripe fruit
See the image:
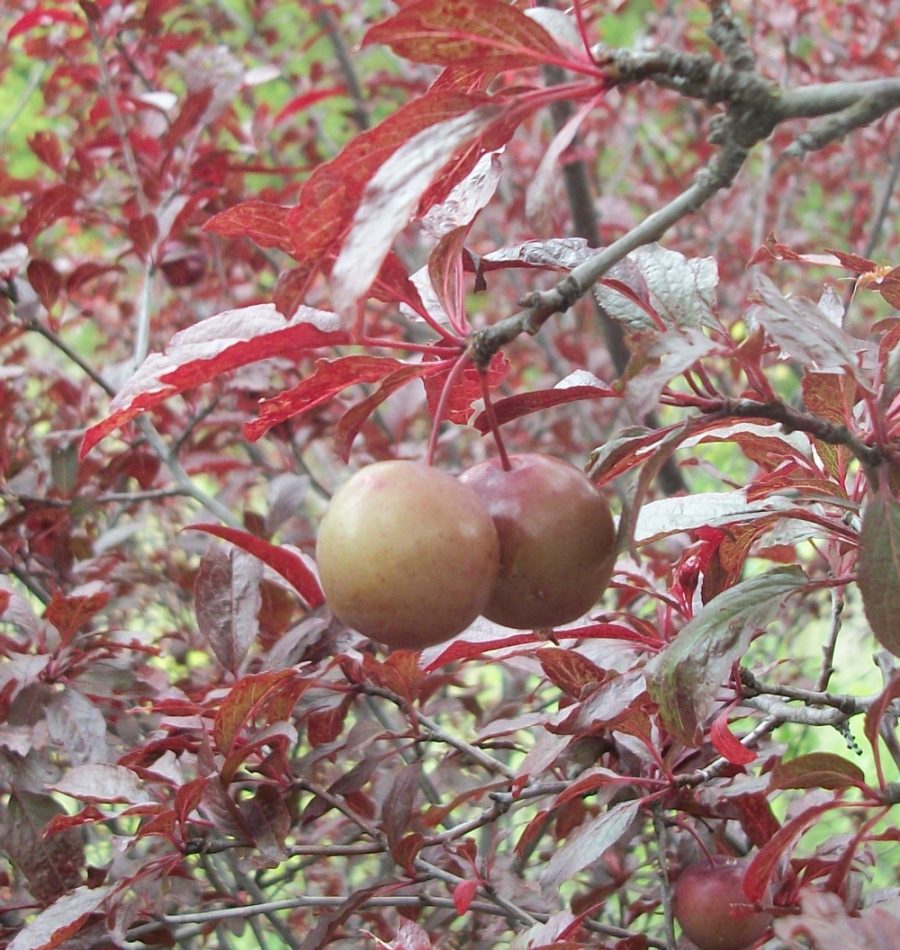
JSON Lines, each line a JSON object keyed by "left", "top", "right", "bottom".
{"left": 673, "top": 858, "right": 772, "bottom": 950}
{"left": 316, "top": 461, "right": 500, "bottom": 649}
{"left": 459, "top": 454, "right": 616, "bottom": 629}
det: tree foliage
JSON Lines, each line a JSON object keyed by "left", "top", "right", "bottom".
{"left": 0, "top": 1, "right": 898, "bottom": 947}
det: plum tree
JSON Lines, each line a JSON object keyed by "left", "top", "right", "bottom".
{"left": 316, "top": 460, "right": 500, "bottom": 649}
{"left": 673, "top": 858, "right": 772, "bottom": 950}
{"left": 459, "top": 454, "right": 616, "bottom": 630}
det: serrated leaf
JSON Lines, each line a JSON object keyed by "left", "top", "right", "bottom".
{"left": 244, "top": 355, "right": 409, "bottom": 442}
{"left": 635, "top": 491, "right": 796, "bottom": 544}
{"left": 747, "top": 273, "right": 865, "bottom": 383}
{"left": 186, "top": 524, "right": 324, "bottom": 608}
{"left": 195, "top": 542, "right": 262, "bottom": 673}
{"left": 203, "top": 199, "right": 295, "bottom": 254}
{"left": 593, "top": 244, "right": 718, "bottom": 331}
{"left": 213, "top": 669, "right": 296, "bottom": 754}
{"left": 331, "top": 105, "right": 502, "bottom": 315}
{"left": 858, "top": 491, "right": 900, "bottom": 655}
{"left": 363, "top": 0, "right": 566, "bottom": 72}
{"left": 539, "top": 646, "right": 608, "bottom": 698}
{"left": 770, "top": 752, "right": 867, "bottom": 791}
{"left": 80, "top": 304, "right": 346, "bottom": 457}
{"left": 539, "top": 798, "right": 640, "bottom": 892}
{"left": 646, "top": 567, "right": 807, "bottom": 745}
{"left": 289, "top": 91, "right": 486, "bottom": 294}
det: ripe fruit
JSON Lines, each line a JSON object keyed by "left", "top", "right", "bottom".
{"left": 673, "top": 858, "right": 772, "bottom": 950}
{"left": 315, "top": 460, "right": 499, "bottom": 649}
{"left": 459, "top": 454, "right": 616, "bottom": 629}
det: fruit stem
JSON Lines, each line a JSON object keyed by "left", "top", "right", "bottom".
{"left": 478, "top": 369, "right": 511, "bottom": 471}
{"left": 425, "top": 353, "right": 472, "bottom": 466}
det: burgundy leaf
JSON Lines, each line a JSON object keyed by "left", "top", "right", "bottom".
{"left": 213, "top": 669, "right": 298, "bottom": 754}
{"left": 27, "top": 258, "right": 62, "bottom": 312}
{"left": 424, "top": 352, "right": 509, "bottom": 425}
{"left": 80, "top": 303, "right": 347, "bottom": 457}
{"left": 857, "top": 488, "right": 900, "bottom": 656}
{"left": 20, "top": 184, "right": 79, "bottom": 242}
{"left": 48, "top": 765, "right": 152, "bottom": 805}
{"left": 539, "top": 798, "right": 641, "bottom": 892}
{"left": 186, "top": 523, "right": 324, "bottom": 608}
{"left": 474, "top": 374, "right": 619, "bottom": 433}
{"left": 288, "top": 91, "right": 490, "bottom": 298}
{"left": 195, "top": 542, "right": 262, "bottom": 673}
{"left": 744, "top": 801, "right": 845, "bottom": 902}
{"left": 769, "top": 752, "right": 867, "bottom": 791}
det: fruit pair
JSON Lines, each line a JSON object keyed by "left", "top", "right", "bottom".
{"left": 315, "top": 454, "right": 617, "bottom": 649}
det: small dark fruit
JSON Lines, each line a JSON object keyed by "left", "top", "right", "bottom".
{"left": 673, "top": 857, "right": 772, "bottom": 950}
{"left": 315, "top": 460, "right": 499, "bottom": 649}
{"left": 460, "top": 453, "right": 616, "bottom": 629}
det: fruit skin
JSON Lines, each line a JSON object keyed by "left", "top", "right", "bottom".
{"left": 673, "top": 858, "right": 772, "bottom": 950}
{"left": 316, "top": 460, "right": 500, "bottom": 649}
{"left": 459, "top": 454, "right": 616, "bottom": 629}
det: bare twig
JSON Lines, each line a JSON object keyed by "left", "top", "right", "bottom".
{"left": 652, "top": 802, "right": 677, "bottom": 950}
{"left": 362, "top": 684, "right": 517, "bottom": 780}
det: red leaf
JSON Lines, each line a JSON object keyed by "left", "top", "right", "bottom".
{"left": 186, "top": 523, "right": 324, "bottom": 608}
{"left": 243, "top": 355, "right": 409, "bottom": 442}
{"left": 334, "top": 363, "right": 445, "bottom": 462}
{"left": 857, "top": 488, "right": 900, "bottom": 656}
{"left": 8, "top": 7, "right": 81, "bottom": 41}
{"left": 424, "top": 352, "right": 509, "bottom": 424}
{"left": 4, "top": 886, "right": 113, "bottom": 950}
{"left": 20, "top": 184, "right": 79, "bottom": 242}
{"left": 288, "top": 91, "right": 489, "bottom": 295}
{"left": 710, "top": 711, "right": 757, "bottom": 766}
{"left": 44, "top": 589, "right": 110, "bottom": 646}
{"left": 27, "top": 258, "right": 63, "bottom": 312}
{"left": 453, "top": 878, "right": 479, "bottom": 915}
{"left": 363, "top": 0, "right": 566, "bottom": 72}
{"left": 743, "top": 800, "right": 845, "bottom": 902}
{"left": 330, "top": 103, "right": 503, "bottom": 314}
{"left": 204, "top": 199, "right": 295, "bottom": 255}
{"left": 275, "top": 86, "right": 347, "bottom": 125}
{"left": 80, "top": 303, "right": 347, "bottom": 457}
{"left": 125, "top": 212, "right": 159, "bottom": 260}
{"left": 28, "top": 131, "right": 63, "bottom": 172}
{"left": 428, "top": 226, "right": 469, "bottom": 331}
{"left": 213, "top": 669, "right": 296, "bottom": 753}
{"left": 539, "top": 646, "right": 609, "bottom": 698}
{"left": 473, "top": 378, "right": 618, "bottom": 433}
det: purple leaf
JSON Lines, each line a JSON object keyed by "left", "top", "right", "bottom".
{"left": 195, "top": 542, "right": 263, "bottom": 673}
{"left": 646, "top": 567, "right": 807, "bottom": 745}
